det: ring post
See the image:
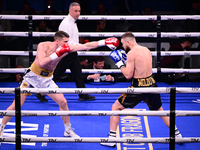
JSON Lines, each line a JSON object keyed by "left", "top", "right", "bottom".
{"left": 170, "top": 87, "right": 176, "bottom": 150}
{"left": 28, "top": 15, "right": 33, "bottom": 66}
{"left": 156, "top": 15, "right": 161, "bottom": 76}
{"left": 15, "top": 87, "right": 21, "bottom": 150}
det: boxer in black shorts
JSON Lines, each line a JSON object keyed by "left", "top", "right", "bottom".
{"left": 118, "top": 75, "right": 162, "bottom": 110}
{"left": 101, "top": 32, "right": 182, "bottom": 147}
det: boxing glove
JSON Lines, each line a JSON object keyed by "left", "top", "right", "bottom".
{"left": 50, "top": 44, "right": 70, "bottom": 61}
{"left": 98, "top": 37, "right": 119, "bottom": 50}
{"left": 118, "top": 49, "right": 127, "bottom": 64}
{"left": 109, "top": 50, "right": 125, "bottom": 69}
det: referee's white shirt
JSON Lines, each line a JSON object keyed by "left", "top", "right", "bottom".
{"left": 58, "top": 14, "right": 79, "bottom": 45}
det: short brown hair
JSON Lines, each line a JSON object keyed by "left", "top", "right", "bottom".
{"left": 121, "top": 31, "right": 135, "bottom": 40}
{"left": 54, "top": 30, "right": 69, "bottom": 41}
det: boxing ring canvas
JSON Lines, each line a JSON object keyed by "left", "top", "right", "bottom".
{"left": 0, "top": 81, "right": 199, "bottom": 150}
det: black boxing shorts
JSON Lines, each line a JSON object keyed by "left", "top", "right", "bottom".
{"left": 117, "top": 75, "right": 162, "bottom": 110}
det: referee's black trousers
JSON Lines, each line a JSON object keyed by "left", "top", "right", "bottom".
{"left": 53, "top": 52, "right": 86, "bottom": 90}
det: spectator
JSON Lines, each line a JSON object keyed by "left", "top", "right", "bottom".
{"left": 95, "top": 20, "right": 106, "bottom": 32}
{"left": 41, "top": 0, "right": 60, "bottom": 32}
{"left": 161, "top": 38, "right": 194, "bottom": 84}
{"left": 17, "top": 1, "right": 36, "bottom": 15}
{"left": 35, "top": 20, "right": 52, "bottom": 32}
{"left": 83, "top": 56, "right": 122, "bottom": 82}
{"left": 94, "top": 1, "right": 111, "bottom": 15}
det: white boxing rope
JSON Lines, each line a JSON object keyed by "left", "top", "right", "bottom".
{"left": 0, "top": 31, "right": 157, "bottom": 37}
{"left": 1, "top": 87, "right": 200, "bottom": 94}
{"left": 161, "top": 15, "right": 200, "bottom": 20}
{"left": 0, "top": 51, "right": 37, "bottom": 56}
{"left": 1, "top": 51, "right": 200, "bottom": 56}
{"left": 0, "top": 88, "right": 15, "bottom": 94}
{"left": 1, "top": 14, "right": 200, "bottom": 21}
{"left": 19, "top": 87, "right": 170, "bottom": 94}
{"left": 0, "top": 15, "right": 158, "bottom": 20}
{"left": 0, "top": 15, "right": 28, "bottom": 20}
{"left": 160, "top": 68, "right": 200, "bottom": 73}
{"left": 1, "top": 68, "right": 200, "bottom": 74}
{"left": 1, "top": 87, "right": 200, "bottom": 95}
{"left": 0, "top": 32, "right": 28, "bottom": 37}
{"left": 1, "top": 31, "right": 200, "bottom": 38}
{"left": 1, "top": 110, "right": 200, "bottom": 117}
{"left": 0, "top": 110, "right": 170, "bottom": 116}
{"left": 161, "top": 32, "right": 200, "bottom": 38}
{"left": 0, "top": 136, "right": 200, "bottom": 143}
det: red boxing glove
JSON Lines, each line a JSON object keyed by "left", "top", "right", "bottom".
{"left": 98, "top": 37, "right": 119, "bottom": 50}
{"left": 50, "top": 44, "right": 70, "bottom": 61}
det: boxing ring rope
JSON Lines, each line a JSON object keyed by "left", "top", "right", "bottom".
{"left": 2, "top": 87, "right": 200, "bottom": 94}
{"left": 0, "top": 14, "right": 200, "bottom": 150}
{"left": 1, "top": 136, "right": 200, "bottom": 143}
{"left": 1, "top": 68, "right": 200, "bottom": 74}
{"left": 1, "top": 50, "right": 200, "bottom": 56}
{"left": 1, "top": 110, "right": 200, "bottom": 117}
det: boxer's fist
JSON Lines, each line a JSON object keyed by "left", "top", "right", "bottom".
{"left": 118, "top": 49, "right": 127, "bottom": 64}
{"left": 109, "top": 50, "right": 125, "bottom": 69}
{"left": 50, "top": 44, "right": 70, "bottom": 60}
{"left": 98, "top": 37, "right": 119, "bottom": 50}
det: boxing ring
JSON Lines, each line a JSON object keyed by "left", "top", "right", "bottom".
{"left": 0, "top": 14, "right": 200, "bottom": 150}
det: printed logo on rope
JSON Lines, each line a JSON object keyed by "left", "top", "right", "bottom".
{"left": 184, "top": 52, "right": 190, "bottom": 55}
{"left": 165, "top": 52, "right": 171, "bottom": 55}
{"left": 48, "top": 113, "right": 57, "bottom": 116}
{"left": 21, "top": 90, "right": 31, "bottom": 94}
{"left": 127, "top": 89, "right": 134, "bottom": 93}
{"left": 126, "top": 139, "right": 135, "bottom": 143}
{"left": 49, "top": 139, "right": 57, "bottom": 142}
{"left": 185, "top": 34, "right": 191, "bottom": 37}
{"left": 101, "top": 139, "right": 108, "bottom": 142}
{"left": 148, "top": 34, "right": 155, "bottom": 37}
{"left": 74, "top": 90, "right": 83, "bottom": 94}
{"left": 99, "top": 52, "right": 105, "bottom": 55}
{"left": 49, "top": 90, "right": 57, "bottom": 94}
{"left": 0, "top": 138, "right": 5, "bottom": 142}
{"left": 0, "top": 90, "right": 5, "bottom": 93}
{"left": 22, "top": 138, "right": 31, "bottom": 142}
{"left": 192, "top": 88, "right": 199, "bottom": 91}
{"left": 101, "top": 90, "right": 108, "bottom": 93}
{"left": 165, "top": 138, "right": 170, "bottom": 142}
{"left": 81, "top": 17, "right": 88, "bottom": 20}
{"left": 98, "top": 34, "right": 105, "bottom": 37}
{"left": 44, "top": 17, "right": 50, "bottom": 20}
{"left": 0, "top": 112, "right": 7, "bottom": 116}
{"left": 101, "top": 17, "right": 107, "bottom": 20}
{"left": 119, "top": 18, "right": 126, "bottom": 20}
{"left": 99, "top": 113, "right": 107, "bottom": 116}
{"left": 75, "top": 139, "right": 83, "bottom": 142}
{"left": 167, "top": 18, "right": 174, "bottom": 20}
{"left": 191, "top": 138, "right": 199, "bottom": 142}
